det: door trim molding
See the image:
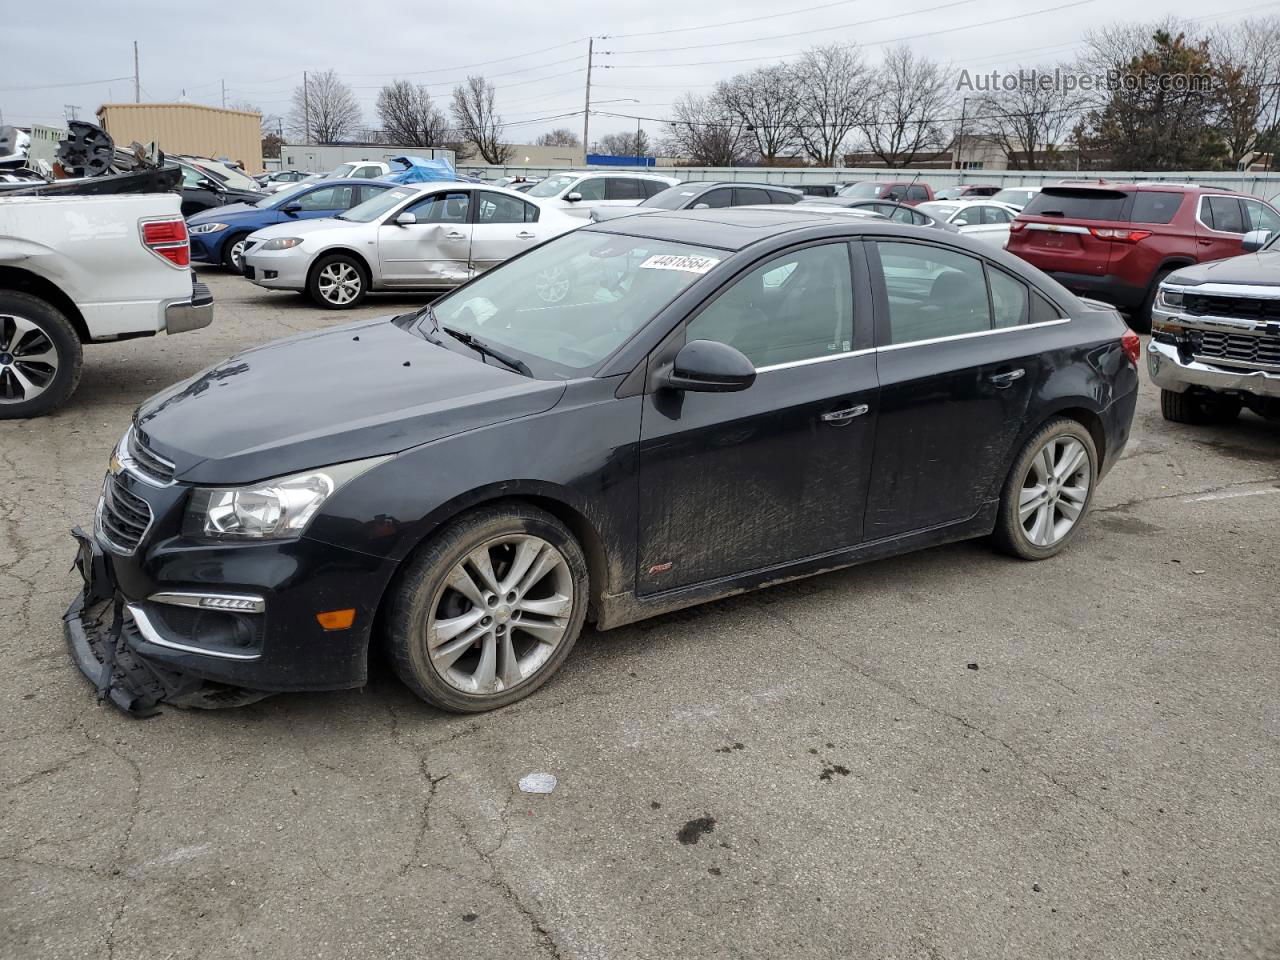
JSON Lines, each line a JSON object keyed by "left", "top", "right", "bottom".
{"left": 877, "top": 317, "right": 1070, "bottom": 352}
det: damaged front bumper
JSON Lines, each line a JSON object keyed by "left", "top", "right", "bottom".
{"left": 64, "top": 528, "right": 271, "bottom": 717}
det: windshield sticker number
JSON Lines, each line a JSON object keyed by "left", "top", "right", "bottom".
{"left": 639, "top": 254, "right": 721, "bottom": 275}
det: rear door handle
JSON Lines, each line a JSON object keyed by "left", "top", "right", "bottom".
{"left": 821, "top": 403, "right": 869, "bottom": 424}
{"left": 988, "top": 368, "right": 1025, "bottom": 388}
{"left": 517, "top": 231, "right": 536, "bottom": 240}
{"left": 446, "top": 232, "right": 466, "bottom": 241}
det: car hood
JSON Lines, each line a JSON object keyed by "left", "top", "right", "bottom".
{"left": 247, "top": 217, "right": 352, "bottom": 241}
{"left": 1168, "top": 250, "right": 1280, "bottom": 287}
{"left": 188, "top": 201, "right": 264, "bottom": 223}
{"left": 133, "top": 317, "right": 566, "bottom": 485}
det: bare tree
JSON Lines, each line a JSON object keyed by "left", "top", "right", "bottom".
{"left": 792, "top": 44, "right": 867, "bottom": 166}
{"left": 1209, "top": 17, "right": 1280, "bottom": 168}
{"left": 969, "top": 61, "right": 1086, "bottom": 169}
{"left": 856, "top": 46, "right": 954, "bottom": 167}
{"left": 376, "top": 80, "right": 449, "bottom": 147}
{"left": 535, "top": 128, "right": 581, "bottom": 147}
{"left": 595, "top": 130, "right": 651, "bottom": 157}
{"left": 718, "top": 64, "right": 802, "bottom": 163}
{"left": 661, "top": 92, "right": 752, "bottom": 166}
{"left": 450, "top": 75, "right": 512, "bottom": 164}
{"left": 287, "top": 70, "right": 361, "bottom": 144}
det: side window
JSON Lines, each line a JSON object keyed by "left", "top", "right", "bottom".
{"left": 951, "top": 207, "right": 978, "bottom": 226}
{"left": 906, "top": 185, "right": 930, "bottom": 203}
{"left": 889, "top": 206, "right": 916, "bottom": 225}
{"left": 357, "top": 184, "right": 390, "bottom": 204}
{"left": 180, "top": 166, "right": 204, "bottom": 188}
{"left": 352, "top": 165, "right": 380, "bottom": 178}
{"left": 697, "top": 188, "right": 733, "bottom": 209}
{"left": 988, "top": 268, "right": 1028, "bottom": 328}
{"left": 982, "top": 206, "right": 1012, "bottom": 224}
{"left": 607, "top": 178, "right": 646, "bottom": 201}
{"left": 1130, "top": 191, "right": 1183, "bottom": 224}
{"left": 296, "top": 185, "right": 355, "bottom": 210}
{"left": 875, "top": 241, "right": 992, "bottom": 345}
{"left": 476, "top": 191, "right": 535, "bottom": 224}
{"left": 575, "top": 178, "right": 607, "bottom": 201}
{"left": 407, "top": 191, "right": 471, "bottom": 223}
{"left": 735, "top": 187, "right": 770, "bottom": 206}
{"left": 1243, "top": 199, "right": 1280, "bottom": 234}
{"left": 640, "top": 179, "right": 666, "bottom": 199}
{"left": 1204, "top": 196, "right": 1246, "bottom": 234}
{"left": 686, "top": 242, "right": 854, "bottom": 369}
{"left": 910, "top": 210, "right": 931, "bottom": 226}
{"left": 768, "top": 190, "right": 800, "bottom": 204}
{"left": 1031, "top": 291, "right": 1064, "bottom": 325}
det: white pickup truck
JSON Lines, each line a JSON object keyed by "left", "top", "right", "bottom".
{"left": 0, "top": 192, "right": 212, "bottom": 418}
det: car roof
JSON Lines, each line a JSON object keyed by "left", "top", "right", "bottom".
{"left": 548, "top": 170, "right": 678, "bottom": 179}
{"left": 583, "top": 206, "right": 890, "bottom": 250}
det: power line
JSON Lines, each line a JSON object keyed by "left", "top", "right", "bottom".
{"left": 340, "top": 38, "right": 588, "bottom": 77}
{"left": 0, "top": 76, "right": 132, "bottom": 93}
{"left": 602, "top": 0, "right": 871, "bottom": 40}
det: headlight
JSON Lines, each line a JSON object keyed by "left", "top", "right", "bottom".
{"left": 182, "top": 456, "right": 388, "bottom": 540}
{"left": 190, "top": 222, "right": 228, "bottom": 234}
{"left": 261, "top": 237, "right": 304, "bottom": 250}
{"left": 1158, "top": 286, "right": 1185, "bottom": 310}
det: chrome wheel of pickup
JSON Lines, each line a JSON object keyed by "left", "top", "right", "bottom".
{"left": 1018, "top": 436, "right": 1091, "bottom": 547}
{"left": 0, "top": 313, "right": 60, "bottom": 405}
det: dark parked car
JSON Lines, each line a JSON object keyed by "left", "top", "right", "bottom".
{"left": 934, "top": 184, "right": 1001, "bottom": 200}
{"left": 838, "top": 180, "right": 934, "bottom": 205}
{"left": 1006, "top": 182, "right": 1280, "bottom": 331}
{"left": 175, "top": 159, "right": 264, "bottom": 218}
{"left": 67, "top": 208, "right": 1139, "bottom": 716}
{"left": 798, "top": 197, "right": 955, "bottom": 230}
{"left": 639, "top": 181, "right": 802, "bottom": 210}
{"left": 794, "top": 184, "right": 840, "bottom": 197}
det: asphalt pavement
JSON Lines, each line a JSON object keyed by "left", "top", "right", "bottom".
{"left": 2, "top": 269, "right": 1278, "bottom": 960}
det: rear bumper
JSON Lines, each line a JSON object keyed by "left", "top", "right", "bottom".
{"left": 1044, "top": 271, "right": 1148, "bottom": 309}
{"left": 1147, "top": 338, "right": 1280, "bottom": 399}
{"left": 164, "top": 282, "right": 213, "bottom": 335}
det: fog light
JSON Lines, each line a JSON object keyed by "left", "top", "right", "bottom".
{"left": 264, "top": 270, "right": 278, "bottom": 279}
{"left": 316, "top": 609, "right": 356, "bottom": 630}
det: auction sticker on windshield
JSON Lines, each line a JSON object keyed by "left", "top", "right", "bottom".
{"left": 639, "top": 254, "right": 721, "bottom": 274}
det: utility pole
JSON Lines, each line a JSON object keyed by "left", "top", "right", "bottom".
{"left": 133, "top": 41, "right": 140, "bottom": 103}
{"left": 582, "top": 38, "right": 594, "bottom": 162}
{"left": 953, "top": 96, "right": 967, "bottom": 172}
{"left": 303, "top": 71, "right": 310, "bottom": 146}
{"left": 221, "top": 79, "right": 226, "bottom": 109}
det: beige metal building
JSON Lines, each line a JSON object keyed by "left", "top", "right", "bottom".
{"left": 95, "top": 103, "right": 263, "bottom": 172}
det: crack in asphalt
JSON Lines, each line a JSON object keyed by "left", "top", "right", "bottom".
{"left": 1094, "top": 475, "right": 1280, "bottom": 516}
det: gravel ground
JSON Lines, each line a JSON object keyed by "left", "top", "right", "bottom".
{"left": 2, "top": 268, "right": 1278, "bottom": 960}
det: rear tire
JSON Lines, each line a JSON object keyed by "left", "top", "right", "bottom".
{"left": 308, "top": 253, "right": 368, "bottom": 309}
{"left": 386, "top": 504, "right": 589, "bottom": 713}
{"left": 993, "top": 418, "right": 1098, "bottom": 561}
{"left": 1161, "top": 388, "right": 1241, "bottom": 425}
{"left": 0, "top": 291, "right": 83, "bottom": 419}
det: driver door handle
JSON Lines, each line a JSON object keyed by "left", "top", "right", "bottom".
{"left": 445, "top": 231, "right": 467, "bottom": 241}
{"left": 988, "top": 368, "right": 1025, "bottom": 388}
{"left": 821, "top": 403, "right": 869, "bottom": 424}
{"left": 517, "top": 231, "right": 537, "bottom": 240}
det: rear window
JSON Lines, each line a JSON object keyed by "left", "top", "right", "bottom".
{"left": 1130, "top": 191, "right": 1183, "bottom": 224}
{"left": 1023, "top": 188, "right": 1129, "bottom": 221}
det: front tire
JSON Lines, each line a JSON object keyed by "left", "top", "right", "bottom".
{"left": 0, "top": 291, "right": 83, "bottom": 419}
{"left": 1161, "top": 388, "right": 1241, "bottom": 425}
{"left": 308, "top": 253, "right": 368, "bottom": 309}
{"left": 993, "top": 418, "right": 1098, "bottom": 560}
{"left": 221, "top": 232, "right": 250, "bottom": 272}
{"left": 386, "top": 504, "right": 589, "bottom": 713}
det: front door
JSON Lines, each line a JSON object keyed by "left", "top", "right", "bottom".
{"left": 377, "top": 189, "right": 473, "bottom": 286}
{"left": 863, "top": 238, "right": 1043, "bottom": 539}
{"left": 469, "top": 191, "right": 544, "bottom": 276}
{"left": 285, "top": 182, "right": 360, "bottom": 222}
{"left": 636, "top": 241, "right": 879, "bottom": 595}
{"left": 1195, "top": 195, "right": 1249, "bottom": 262}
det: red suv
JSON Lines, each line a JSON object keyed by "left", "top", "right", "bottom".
{"left": 1006, "top": 182, "right": 1280, "bottom": 331}
{"left": 837, "top": 181, "right": 934, "bottom": 206}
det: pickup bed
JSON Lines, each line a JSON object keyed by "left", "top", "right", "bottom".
{"left": 0, "top": 192, "right": 212, "bottom": 417}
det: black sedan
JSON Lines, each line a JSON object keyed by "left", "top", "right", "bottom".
{"left": 67, "top": 208, "right": 1140, "bottom": 715}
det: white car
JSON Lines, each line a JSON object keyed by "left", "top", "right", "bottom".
{"left": 524, "top": 171, "right": 680, "bottom": 218}
{"left": 989, "top": 187, "right": 1041, "bottom": 211}
{"left": 242, "top": 182, "right": 581, "bottom": 308}
{"left": 915, "top": 200, "right": 1021, "bottom": 248}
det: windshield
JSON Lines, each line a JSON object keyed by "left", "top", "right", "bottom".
{"left": 918, "top": 202, "right": 960, "bottom": 220}
{"left": 194, "top": 159, "right": 259, "bottom": 191}
{"left": 528, "top": 175, "right": 578, "bottom": 198}
{"left": 256, "top": 181, "right": 309, "bottom": 207}
{"left": 641, "top": 183, "right": 713, "bottom": 209}
{"left": 425, "top": 230, "right": 724, "bottom": 378}
{"left": 992, "top": 189, "right": 1034, "bottom": 205}
{"left": 328, "top": 162, "right": 359, "bottom": 178}
{"left": 341, "top": 186, "right": 416, "bottom": 222}
{"left": 838, "top": 182, "right": 887, "bottom": 198}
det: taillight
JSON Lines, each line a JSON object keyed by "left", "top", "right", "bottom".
{"left": 1009, "top": 220, "right": 1027, "bottom": 233}
{"left": 140, "top": 219, "right": 190, "bottom": 267}
{"left": 1089, "top": 227, "right": 1152, "bottom": 243}
{"left": 1120, "top": 329, "right": 1141, "bottom": 365}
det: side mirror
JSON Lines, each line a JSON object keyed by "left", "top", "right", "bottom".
{"left": 394, "top": 211, "right": 417, "bottom": 226}
{"left": 1242, "top": 229, "right": 1271, "bottom": 253}
{"left": 196, "top": 177, "right": 220, "bottom": 191}
{"left": 565, "top": 191, "right": 583, "bottom": 203}
{"left": 282, "top": 203, "right": 302, "bottom": 215}
{"left": 666, "top": 340, "right": 755, "bottom": 393}
{"left": 692, "top": 202, "right": 710, "bottom": 210}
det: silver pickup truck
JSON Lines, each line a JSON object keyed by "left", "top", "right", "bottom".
{"left": 1149, "top": 229, "right": 1280, "bottom": 425}
{"left": 0, "top": 192, "right": 212, "bottom": 419}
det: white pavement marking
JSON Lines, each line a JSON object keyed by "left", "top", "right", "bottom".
{"left": 1184, "top": 487, "right": 1280, "bottom": 503}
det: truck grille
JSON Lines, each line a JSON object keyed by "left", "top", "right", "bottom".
{"left": 98, "top": 472, "right": 153, "bottom": 554}
{"left": 127, "top": 428, "right": 175, "bottom": 484}
{"left": 1183, "top": 293, "right": 1280, "bottom": 322}
{"left": 1190, "top": 330, "right": 1280, "bottom": 369}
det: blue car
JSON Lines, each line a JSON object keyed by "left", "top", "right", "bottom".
{"left": 186, "top": 178, "right": 393, "bottom": 271}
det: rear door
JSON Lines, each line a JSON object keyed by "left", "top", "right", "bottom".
{"left": 1011, "top": 186, "right": 1130, "bottom": 280}
{"left": 469, "top": 190, "right": 542, "bottom": 275}
{"left": 376, "top": 189, "right": 473, "bottom": 286}
{"left": 289, "top": 183, "right": 359, "bottom": 221}
{"left": 602, "top": 177, "right": 647, "bottom": 209}
{"left": 1195, "top": 194, "right": 1249, "bottom": 262}
{"left": 865, "top": 238, "right": 1045, "bottom": 538}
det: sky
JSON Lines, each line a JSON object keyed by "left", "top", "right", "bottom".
{"left": 2, "top": 0, "right": 1274, "bottom": 147}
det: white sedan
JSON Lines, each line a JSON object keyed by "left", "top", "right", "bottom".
{"left": 915, "top": 200, "right": 1022, "bottom": 248}
{"left": 241, "top": 183, "right": 582, "bottom": 308}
